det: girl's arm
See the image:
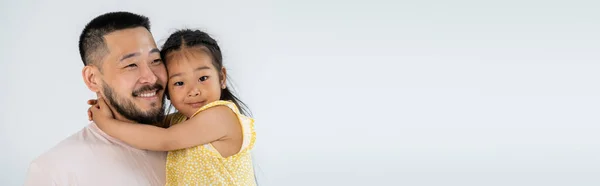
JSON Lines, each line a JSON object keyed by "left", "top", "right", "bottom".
{"left": 91, "top": 99, "right": 240, "bottom": 151}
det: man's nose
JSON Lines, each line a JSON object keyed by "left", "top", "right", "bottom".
{"left": 139, "top": 64, "right": 158, "bottom": 84}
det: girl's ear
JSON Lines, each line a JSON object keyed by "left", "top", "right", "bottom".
{"left": 220, "top": 67, "right": 227, "bottom": 89}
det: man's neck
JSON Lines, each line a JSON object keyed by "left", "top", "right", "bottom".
{"left": 111, "top": 110, "right": 137, "bottom": 124}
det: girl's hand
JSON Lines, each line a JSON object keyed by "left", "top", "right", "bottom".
{"left": 87, "top": 99, "right": 98, "bottom": 121}
{"left": 89, "top": 97, "right": 114, "bottom": 124}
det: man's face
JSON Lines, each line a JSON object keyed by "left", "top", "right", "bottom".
{"left": 98, "top": 27, "right": 168, "bottom": 124}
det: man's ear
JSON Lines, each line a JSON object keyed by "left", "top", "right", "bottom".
{"left": 220, "top": 67, "right": 227, "bottom": 89}
{"left": 82, "top": 65, "right": 102, "bottom": 92}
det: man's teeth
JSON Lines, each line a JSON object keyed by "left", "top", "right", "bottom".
{"left": 138, "top": 92, "right": 156, "bottom": 97}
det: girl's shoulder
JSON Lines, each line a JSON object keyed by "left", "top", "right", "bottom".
{"left": 191, "top": 100, "right": 242, "bottom": 118}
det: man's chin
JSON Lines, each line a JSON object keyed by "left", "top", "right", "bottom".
{"left": 135, "top": 105, "right": 163, "bottom": 115}
{"left": 126, "top": 107, "right": 165, "bottom": 125}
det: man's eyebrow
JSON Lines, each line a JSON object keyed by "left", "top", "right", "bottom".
{"left": 119, "top": 48, "right": 160, "bottom": 62}
{"left": 149, "top": 48, "right": 159, "bottom": 54}
{"left": 119, "top": 52, "right": 140, "bottom": 62}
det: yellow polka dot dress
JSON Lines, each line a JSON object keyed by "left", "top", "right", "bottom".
{"left": 165, "top": 100, "right": 257, "bottom": 186}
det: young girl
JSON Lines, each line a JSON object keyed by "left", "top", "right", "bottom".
{"left": 89, "top": 29, "right": 256, "bottom": 186}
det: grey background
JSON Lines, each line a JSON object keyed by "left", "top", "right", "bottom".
{"left": 1, "top": 0, "right": 599, "bottom": 185}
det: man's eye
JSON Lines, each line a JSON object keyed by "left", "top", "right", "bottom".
{"left": 125, "top": 63, "right": 137, "bottom": 68}
{"left": 174, "top": 82, "right": 184, "bottom": 86}
{"left": 152, "top": 59, "right": 163, "bottom": 64}
{"left": 199, "top": 76, "right": 209, "bottom": 81}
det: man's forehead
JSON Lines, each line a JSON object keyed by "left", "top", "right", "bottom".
{"left": 103, "top": 27, "right": 158, "bottom": 55}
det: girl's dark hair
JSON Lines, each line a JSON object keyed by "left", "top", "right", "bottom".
{"left": 160, "top": 29, "right": 251, "bottom": 116}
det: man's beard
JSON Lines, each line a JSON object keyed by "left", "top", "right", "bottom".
{"left": 101, "top": 83, "right": 166, "bottom": 126}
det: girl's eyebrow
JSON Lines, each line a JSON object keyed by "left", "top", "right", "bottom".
{"left": 169, "top": 66, "right": 211, "bottom": 79}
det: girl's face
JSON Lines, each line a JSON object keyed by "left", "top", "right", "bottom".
{"left": 165, "top": 47, "right": 225, "bottom": 118}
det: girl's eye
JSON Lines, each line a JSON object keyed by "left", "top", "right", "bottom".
{"left": 199, "top": 76, "right": 209, "bottom": 82}
{"left": 173, "top": 82, "right": 184, "bottom": 86}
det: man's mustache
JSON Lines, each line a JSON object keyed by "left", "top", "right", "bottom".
{"left": 132, "top": 84, "right": 164, "bottom": 96}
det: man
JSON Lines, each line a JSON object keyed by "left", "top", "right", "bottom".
{"left": 23, "top": 11, "right": 168, "bottom": 185}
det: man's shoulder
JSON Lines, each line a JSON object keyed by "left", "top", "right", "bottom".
{"left": 29, "top": 124, "right": 104, "bottom": 168}
{"left": 25, "top": 123, "right": 167, "bottom": 185}
{"left": 24, "top": 125, "right": 101, "bottom": 184}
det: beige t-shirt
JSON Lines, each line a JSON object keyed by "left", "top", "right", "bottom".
{"left": 23, "top": 122, "right": 167, "bottom": 186}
